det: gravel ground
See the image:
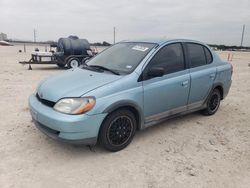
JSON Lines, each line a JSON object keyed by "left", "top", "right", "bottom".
{"left": 0, "top": 45, "right": 250, "bottom": 188}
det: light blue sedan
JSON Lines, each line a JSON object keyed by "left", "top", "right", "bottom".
{"left": 29, "top": 39, "right": 232, "bottom": 151}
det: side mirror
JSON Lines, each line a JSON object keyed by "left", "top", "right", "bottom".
{"left": 147, "top": 67, "right": 165, "bottom": 78}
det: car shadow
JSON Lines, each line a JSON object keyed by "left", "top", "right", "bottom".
{"left": 40, "top": 111, "right": 204, "bottom": 155}
{"left": 23, "top": 66, "right": 67, "bottom": 71}
{"left": 136, "top": 112, "right": 202, "bottom": 137}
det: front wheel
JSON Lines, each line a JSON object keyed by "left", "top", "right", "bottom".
{"left": 202, "top": 89, "right": 221, "bottom": 115}
{"left": 99, "top": 109, "right": 137, "bottom": 152}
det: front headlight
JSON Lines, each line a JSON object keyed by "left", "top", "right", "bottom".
{"left": 54, "top": 97, "right": 96, "bottom": 115}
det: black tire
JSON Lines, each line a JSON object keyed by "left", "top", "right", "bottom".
{"left": 99, "top": 109, "right": 137, "bottom": 152}
{"left": 56, "top": 63, "right": 65, "bottom": 68}
{"left": 202, "top": 89, "right": 221, "bottom": 115}
{"left": 82, "top": 57, "right": 91, "bottom": 65}
{"left": 67, "top": 57, "right": 80, "bottom": 69}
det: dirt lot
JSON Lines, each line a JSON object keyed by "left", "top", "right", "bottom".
{"left": 0, "top": 45, "right": 250, "bottom": 188}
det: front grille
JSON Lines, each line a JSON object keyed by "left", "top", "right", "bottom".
{"left": 36, "top": 93, "right": 56, "bottom": 108}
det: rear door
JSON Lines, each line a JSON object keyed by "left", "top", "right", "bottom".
{"left": 185, "top": 43, "right": 216, "bottom": 108}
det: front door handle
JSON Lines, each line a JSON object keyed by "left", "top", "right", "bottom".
{"left": 181, "top": 80, "right": 189, "bottom": 87}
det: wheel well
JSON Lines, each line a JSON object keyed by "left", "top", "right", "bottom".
{"left": 214, "top": 85, "right": 224, "bottom": 100}
{"left": 107, "top": 106, "right": 141, "bottom": 130}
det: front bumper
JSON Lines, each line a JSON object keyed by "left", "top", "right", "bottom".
{"left": 34, "top": 120, "right": 97, "bottom": 145}
{"left": 29, "top": 94, "right": 107, "bottom": 145}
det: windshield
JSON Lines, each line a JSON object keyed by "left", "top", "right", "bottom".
{"left": 86, "top": 42, "right": 156, "bottom": 74}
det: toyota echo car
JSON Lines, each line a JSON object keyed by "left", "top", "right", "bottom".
{"left": 29, "top": 39, "right": 232, "bottom": 151}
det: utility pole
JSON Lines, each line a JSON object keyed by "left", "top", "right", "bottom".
{"left": 240, "top": 24, "right": 245, "bottom": 47}
{"left": 33, "top": 29, "right": 37, "bottom": 42}
{"left": 23, "top": 43, "right": 26, "bottom": 53}
{"left": 113, "top": 27, "right": 116, "bottom": 44}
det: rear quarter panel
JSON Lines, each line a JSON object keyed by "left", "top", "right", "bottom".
{"left": 212, "top": 51, "right": 232, "bottom": 99}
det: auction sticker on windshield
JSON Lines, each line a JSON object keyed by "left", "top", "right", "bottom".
{"left": 132, "top": 45, "right": 149, "bottom": 52}
{"left": 126, "top": 65, "right": 133, "bottom": 69}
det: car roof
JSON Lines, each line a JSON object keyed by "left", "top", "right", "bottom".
{"left": 121, "top": 38, "right": 207, "bottom": 46}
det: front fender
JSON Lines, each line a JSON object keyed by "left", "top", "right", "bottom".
{"left": 103, "top": 100, "right": 142, "bottom": 114}
{"left": 103, "top": 100, "right": 144, "bottom": 130}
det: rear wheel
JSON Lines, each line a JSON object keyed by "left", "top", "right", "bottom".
{"left": 67, "top": 58, "right": 80, "bottom": 69}
{"left": 202, "top": 89, "right": 221, "bottom": 115}
{"left": 99, "top": 109, "right": 137, "bottom": 152}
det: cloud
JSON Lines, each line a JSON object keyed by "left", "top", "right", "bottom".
{"left": 0, "top": 0, "right": 250, "bottom": 45}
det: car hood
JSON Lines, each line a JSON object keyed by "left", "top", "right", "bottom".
{"left": 37, "top": 68, "right": 121, "bottom": 102}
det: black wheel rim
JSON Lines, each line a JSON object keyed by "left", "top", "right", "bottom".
{"left": 107, "top": 116, "right": 133, "bottom": 146}
{"left": 209, "top": 93, "right": 219, "bottom": 111}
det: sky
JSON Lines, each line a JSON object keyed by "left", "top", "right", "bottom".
{"left": 0, "top": 0, "right": 250, "bottom": 46}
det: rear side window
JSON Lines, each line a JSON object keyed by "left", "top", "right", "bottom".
{"left": 204, "top": 47, "right": 213, "bottom": 64}
{"left": 148, "top": 43, "right": 185, "bottom": 74}
{"left": 187, "top": 43, "right": 206, "bottom": 68}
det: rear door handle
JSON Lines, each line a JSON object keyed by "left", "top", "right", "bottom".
{"left": 181, "top": 80, "right": 189, "bottom": 87}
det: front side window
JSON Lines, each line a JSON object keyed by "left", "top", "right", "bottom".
{"left": 147, "top": 43, "right": 185, "bottom": 75}
{"left": 187, "top": 43, "right": 207, "bottom": 68}
{"left": 86, "top": 42, "right": 156, "bottom": 74}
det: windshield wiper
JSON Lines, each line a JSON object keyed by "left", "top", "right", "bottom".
{"left": 89, "top": 65, "right": 120, "bottom": 75}
{"left": 81, "top": 64, "right": 103, "bottom": 72}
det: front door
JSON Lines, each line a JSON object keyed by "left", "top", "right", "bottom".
{"left": 142, "top": 43, "right": 190, "bottom": 124}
